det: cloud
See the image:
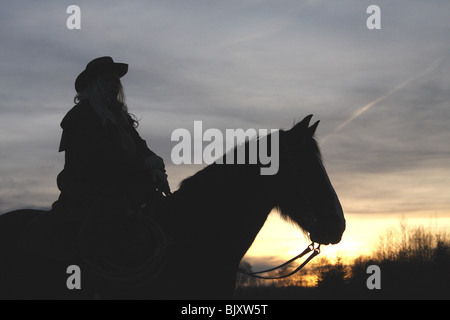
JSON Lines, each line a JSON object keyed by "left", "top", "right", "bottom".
{"left": 0, "top": 1, "right": 449, "bottom": 217}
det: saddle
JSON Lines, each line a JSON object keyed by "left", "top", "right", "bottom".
{"left": 16, "top": 195, "right": 170, "bottom": 287}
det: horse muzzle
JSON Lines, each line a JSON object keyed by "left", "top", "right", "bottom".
{"left": 309, "top": 216, "right": 346, "bottom": 245}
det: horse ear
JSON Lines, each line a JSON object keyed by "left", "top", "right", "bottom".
{"left": 290, "top": 114, "right": 313, "bottom": 135}
{"left": 299, "top": 114, "right": 313, "bottom": 129}
{"left": 308, "top": 120, "right": 320, "bottom": 137}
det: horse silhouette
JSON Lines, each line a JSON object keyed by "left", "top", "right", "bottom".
{"left": 0, "top": 115, "right": 345, "bottom": 299}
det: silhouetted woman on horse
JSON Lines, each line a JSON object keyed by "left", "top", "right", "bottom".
{"left": 0, "top": 57, "right": 346, "bottom": 299}
{"left": 19, "top": 56, "right": 170, "bottom": 263}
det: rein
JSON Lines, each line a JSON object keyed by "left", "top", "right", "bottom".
{"left": 238, "top": 242, "right": 320, "bottom": 280}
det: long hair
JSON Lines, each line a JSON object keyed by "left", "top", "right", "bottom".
{"left": 74, "top": 75, "right": 139, "bottom": 154}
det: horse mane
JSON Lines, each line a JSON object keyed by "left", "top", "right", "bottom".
{"left": 177, "top": 128, "right": 322, "bottom": 192}
{"left": 177, "top": 134, "right": 264, "bottom": 193}
{"left": 311, "top": 136, "right": 322, "bottom": 160}
{"left": 178, "top": 162, "right": 225, "bottom": 192}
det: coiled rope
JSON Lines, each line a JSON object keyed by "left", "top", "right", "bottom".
{"left": 81, "top": 209, "right": 171, "bottom": 289}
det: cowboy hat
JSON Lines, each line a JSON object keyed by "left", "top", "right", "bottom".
{"left": 75, "top": 56, "right": 128, "bottom": 92}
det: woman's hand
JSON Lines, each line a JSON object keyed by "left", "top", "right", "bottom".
{"left": 151, "top": 169, "right": 171, "bottom": 196}
{"left": 145, "top": 155, "right": 171, "bottom": 195}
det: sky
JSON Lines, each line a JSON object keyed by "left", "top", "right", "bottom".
{"left": 1, "top": 1, "right": 449, "bottom": 269}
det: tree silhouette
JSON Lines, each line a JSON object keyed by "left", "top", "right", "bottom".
{"left": 236, "top": 260, "right": 260, "bottom": 288}
{"left": 315, "top": 257, "right": 347, "bottom": 296}
{"left": 235, "top": 223, "right": 449, "bottom": 299}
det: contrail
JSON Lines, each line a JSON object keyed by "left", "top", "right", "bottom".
{"left": 322, "top": 58, "right": 442, "bottom": 144}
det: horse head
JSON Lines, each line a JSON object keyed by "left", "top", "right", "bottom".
{"left": 272, "top": 114, "right": 345, "bottom": 245}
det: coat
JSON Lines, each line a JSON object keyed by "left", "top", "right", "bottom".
{"left": 18, "top": 100, "right": 164, "bottom": 261}
{"left": 53, "top": 100, "right": 159, "bottom": 215}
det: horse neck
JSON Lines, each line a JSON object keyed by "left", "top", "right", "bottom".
{"left": 167, "top": 162, "right": 275, "bottom": 265}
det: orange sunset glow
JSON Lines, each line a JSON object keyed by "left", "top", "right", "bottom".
{"left": 244, "top": 212, "right": 450, "bottom": 268}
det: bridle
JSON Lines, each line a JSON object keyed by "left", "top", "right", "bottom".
{"left": 238, "top": 134, "right": 322, "bottom": 280}
{"left": 238, "top": 242, "right": 320, "bottom": 280}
